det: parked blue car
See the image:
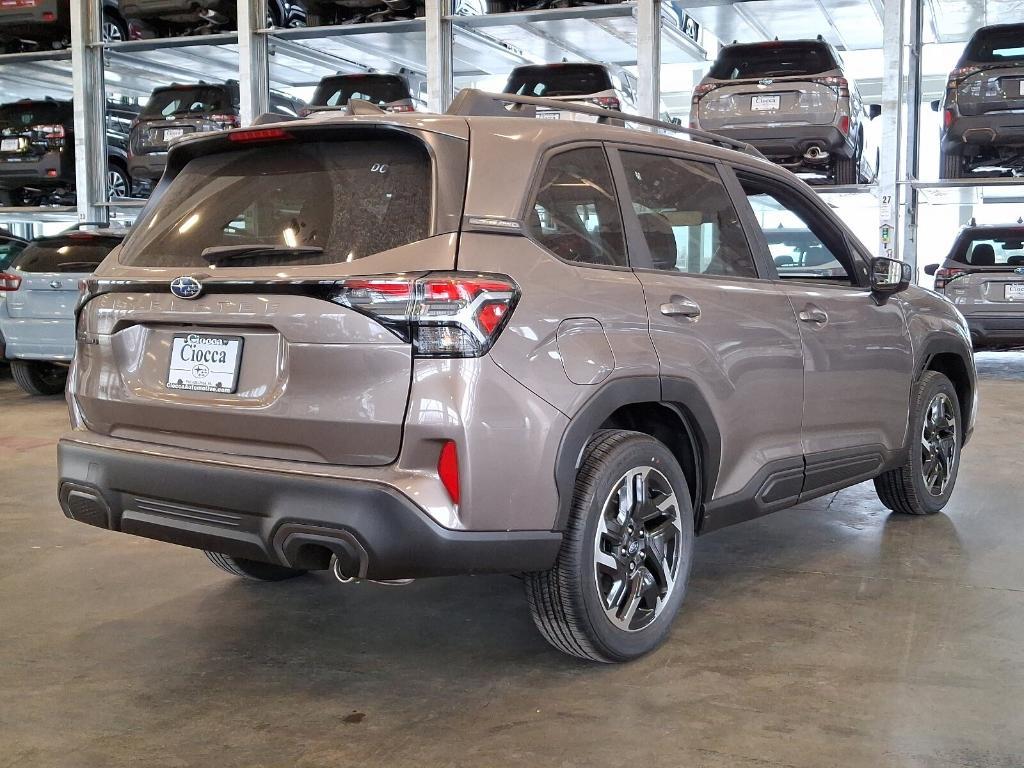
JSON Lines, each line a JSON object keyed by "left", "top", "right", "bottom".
{"left": 0, "top": 229, "right": 123, "bottom": 395}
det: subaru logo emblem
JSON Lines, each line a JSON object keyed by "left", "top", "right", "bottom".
{"left": 759, "top": 78, "right": 774, "bottom": 86}
{"left": 170, "top": 276, "right": 202, "bottom": 300}
{"left": 1016, "top": 268, "right": 1024, "bottom": 276}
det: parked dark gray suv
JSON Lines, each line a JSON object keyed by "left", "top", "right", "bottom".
{"left": 58, "top": 92, "right": 977, "bottom": 662}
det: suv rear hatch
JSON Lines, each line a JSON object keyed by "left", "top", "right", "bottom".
{"left": 940, "top": 228, "right": 1024, "bottom": 311}
{"left": 311, "top": 74, "right": 415, "bottom": 112}
{"left": 955, "top": 25, "right": 1024, "bottom": 117}
{"left": 0, "top": 100, "right": 70, "bottom": 162}
{"left": 74, "top": 123, "right": 469, "bottom": 466}
{"left": 697, "top": 42, "right": 842, "bottom": 129}
{"left": 130, "top": 84, "right": 237, "bottom": 156}
{"left": 503, "top": 63, "right": 623, "bottom": 118}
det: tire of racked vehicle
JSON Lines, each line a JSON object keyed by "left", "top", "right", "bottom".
{"left": 525, "top": 430, "right": 694, "bottom": 662}
{"left": 10, "top": 360, "right": 67, "bottom": 396}
{"left": 874, "top": 370, "right": 962, "bottom": 515}
{"left": 204, "top": 551, "right": 307, "bottom": 582}
{"left": 833, "top": 155, "right": 858, "bottom": 185}
{"left": 939, "top": 151, "right": 964, "bottom": 180}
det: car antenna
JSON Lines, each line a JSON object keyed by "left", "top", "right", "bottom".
{"left": 1018, "top": 217, "right": 1023, "bottom": 224}
{"left": 969, "top": 217, "right": 977, "bottom": 227}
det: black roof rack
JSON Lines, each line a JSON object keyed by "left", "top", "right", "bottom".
{"left": 445, "top": 89, "right": 767, "bottom": 161}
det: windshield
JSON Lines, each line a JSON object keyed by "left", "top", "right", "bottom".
{"left": 313, "top": 75, "right": 412, "bottom": 107}
{"left": 708, "top": 43, "right": 837, "bottom": 80}
{"left": 12, "top": 235, "right": 122, "bottom": 273}
{"left": 119, "top": 138, "right": 432, "bottom": 268}
{"left": 953, "top": 229, "right": 1024, "bottom": 266}
{"left": 504, "top": 64, "right": 614, "bottom": 97}
{"left": 963, "top": 25, "right": 1024, "bottom": 63}
{"left": 142, "top": 86, "right": 232, "bottom": 119}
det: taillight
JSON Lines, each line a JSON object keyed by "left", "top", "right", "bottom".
{"left": 933, "top": 267, "right": 967, "bottom": 291}
{"left": 32, "top": 123, "right": 65, "bottom": 149}
{"left": 228, "top": 127, "right": 291, "bottom": 143}
{"left": 838, "top": 114, "right": 850, "bottom": 136}
{"left": 943, "top": 108, "right": 954, "bottom": 131}
{"left": 389, "top": 104, "right": 416, "bottom": 113}
{"left": 590, "top": 96, "right": 620, "bottom": 111}
{"left": 691, "top": 82, "right": 719, "bottom": 103}
{"left": 438, "top": 440, "right": 460, "bottom": 505}
{"left": 947, "top": 65, "right": 981, "bottom": 90}
{"left": 815, "top": 76, "right": 850, "bottom": 98}
{"left": 332, "top": 272, "right": 519, "bottom": 357}
{"left": 209, "top": 113, "right": 240, "bottom": 130}
{"left": 0, "top": 272, "right": 22, "bottom": 291}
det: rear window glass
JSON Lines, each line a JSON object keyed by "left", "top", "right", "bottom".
{"left": 12, "top": 235, "right": 122, "bottom": 273}
{"left": 708, "top": 43, "right": 837, "bottom": 80}
{"left": 954, "top": 229, "right": 1024, "bottom": 266}
{"left": 313, "top": 75, "right": 411, "bottom": 107}
{"left": 0, "top": 237, "right": 26, "bottom": 271}
{"left": 504, "top": 64, "right": 614, "bottom": 97}
{"left": 963, "top": 25, "right": 1024, "bottom": 62}
{"left": 119, "top": 139, "right": 432, "bottom": 268}
{"left": 142, "top": 86, "right": 231, "bottom": 119}
{"left": 0, "top": 102, "right": 68, "bottom": 134}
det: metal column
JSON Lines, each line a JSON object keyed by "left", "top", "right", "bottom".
{"left": 238, "top": 0, "right": 270, "bottom": 125}
{"left": 636, "top": 0, "right": 661, "bottom": 121}
{"left": 877, "top": 0, "right": 906, "bottom": 263}
{"left": 901, "top": 0, "right": 923, "bottom": 272}
{"left": 426, "top": 1, "right": 454, "bottom": 114}
{"left": 70, "top": 0, "right": 107, "bottom": 224}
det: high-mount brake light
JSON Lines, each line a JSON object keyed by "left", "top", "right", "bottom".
{"left": 228, "top": 127, "right": 292, "bottom": 143}
{"left": 332, "top": 272, "right": 519, "bottom": 358}
{"left": 0, "top": 272, "right": 22, "bottom": 291}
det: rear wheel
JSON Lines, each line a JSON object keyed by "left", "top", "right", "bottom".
{"left": 10, "top": 360, "right": 67, "bottom": 396}
{"left": 525, "top": 430, "right": 695, "bottom": 662}
{"left": 204, "top": 551, "right": 306, "bottom": 581}
{"left": 874, "top": 370, "right": 961, "bottom": 515}
{"left": 101, "top": 10, "right": 127, "bottom": 43}
{"left": 107, "top": 161, "right": 130, "bottom": 200}
{"left": 833, "top": 153, "right": 858, "bottom": 185}
{"left": 939, "top": 151, "right": 964, "bottom": 180}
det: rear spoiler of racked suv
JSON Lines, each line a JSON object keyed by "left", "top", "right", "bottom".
{"left": 446, "top": 88, "right": 769, "bottom": 162}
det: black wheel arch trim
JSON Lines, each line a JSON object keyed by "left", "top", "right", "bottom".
{"left": 914, "top": 332, "right": 976, "bottom": 445}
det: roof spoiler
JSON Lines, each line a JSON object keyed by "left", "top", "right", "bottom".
{"left": 445, "top": 89, "right": 767, "bottom": 160}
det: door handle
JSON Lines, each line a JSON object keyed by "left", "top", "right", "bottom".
{"left": 797, "top": 305, "right": 829, "bottom": 325}
{"left": 660, "top": 297, "right": 701, "bottom": 319}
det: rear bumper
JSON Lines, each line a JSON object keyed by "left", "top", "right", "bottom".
{"left": 0, "top": 317, "right": 75, "bottom": 361}
{"left": 128, "top": 152, "right": 167, "bottom": 182}
{"left": 944, "top": 113, "right": 1024, "bottom": 152}
{"left": 121, "top": 0, "right": 229, "bottom": 19}
{"left": 0, "top": 151, "right": 72, "bottom": 188}
{"left": 57, "top": 437, "right": 562, "bottom": 580}
{"left": 964, "top": 313, "right": 1024, "bottom": 349}
{"left": 700, "top": 124, "right": 854, "bottom": 160}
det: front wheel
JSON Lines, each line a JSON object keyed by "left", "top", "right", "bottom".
{"left": 874, "top": 370, "right": 961, "bottom": 515}
{"left": 525, "top": 430, "right": 695, "bottom": 662}
{"left": 10, "top": 360, "right": 67, "bottom": 396}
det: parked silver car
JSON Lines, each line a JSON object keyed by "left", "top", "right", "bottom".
{"left": 924, "top": 221, "right": 1024, "bottom": 348}
{"left": 932, "top": 23, "right": 1024, "bottom": 179}
{"left": 59, "top": 92, "right": 975, "bottom": 662}
{"left": 692, "top": 38, "right": 877, "bottom": 185}
{"left": 0, "top": 230, "right": 123, "bottom": 395}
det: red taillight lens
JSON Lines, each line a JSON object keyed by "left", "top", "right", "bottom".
{"left": 943, "top": 108, "right": 954, "bottom": 131}
{"left": 0, "top": 272, "right": 22, "bottom": 291}
{"left": 389, "top": 104, "right": 416, "bottom": 113}
{"left": 228, "top": 127, "right": 291, "bottom": 143}
{"left": 838, "top": 114, "right": 850, "bottom": 136}
{"left": 438, "top": 440, "right": 460, "bottom": 505}
{"left": 590, "top": 96, "right": 621, "bottom": 111}
{"left": 933, "top": 267, "right": 967, "bottom": 291}
{"left": 947, "top": 65, "right": 980, "bottom": 90}
{"left": 691, "top": 82, "right": 719, "bottom": 103}
{"left": 815, "top": 76, "right": 850, "bottom": 98}
{"left": 333, "top": 272, "right": 519, "bottom": 358}
{"left": 209, "top": 113, "right": 239, "bottom": 130}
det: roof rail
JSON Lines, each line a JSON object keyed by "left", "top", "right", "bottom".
{"left": 446, "top": 89, "right": 766, "bottom": 160}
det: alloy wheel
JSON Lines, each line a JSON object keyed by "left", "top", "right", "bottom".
{"left": 101, "top": 21, "right": 123, "bottom": 43}
{"left": 593, "top": 466, "right": 685, "bottom": 632}
{"left": 921, "top": 392, "right": 957, "bottom": 496}
{"left": 107, "top": 169, "right": 128, "bottom": 199}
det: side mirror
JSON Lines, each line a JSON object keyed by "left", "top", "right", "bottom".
{"left": 871, "top": 256, "right": 912, "bottom": 295}
{"left": 930, "top": 99, "right": 941, "bottom": 112}
{"left": 923, "top": 263, "right": 939, "bottom": 276}
{"left": 868, "top": 104, "right": 881, "bottom": 120}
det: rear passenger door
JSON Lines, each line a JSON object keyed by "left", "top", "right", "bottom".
{"left": 735, "top": 170, "right": 914, "bottom": 496}
{"left": 608, "top": 146, "right": 806, "bottom": 521}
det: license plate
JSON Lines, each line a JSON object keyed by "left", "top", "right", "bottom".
{"left": 1005, "top": 284, "right": 1024, "bottom": 301}
{"left": 164, "top": 127, "right": 185, "bottom": 141}
{"left": 1, "top": 138, "right": 20, "bottom": 152}
{"left": 537, "top": 111, "right": 560, "bottom": 120}
{"left": 167, "top": 333, "right": 243, "bottom": 393}
{"left": 1019, "top": 80, "right": 1024, "bottom": 96}
{"left": 751, "top": 95, "right": 781, "bottom": 111}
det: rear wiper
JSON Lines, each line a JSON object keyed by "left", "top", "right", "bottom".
{"left": 56, "top": 261, "right": 101, "bottom": 271}
{"left": 200, "top": 244, "right": 324, "bottom": 264}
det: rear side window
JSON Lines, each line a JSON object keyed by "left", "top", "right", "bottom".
{"left": 963, "top": 25, "right": 1024, "bottom": 63}
{"left": 12, "top": 236, "right": 121, "bottom": 273}
{"left": 142, "top": 87, "right": 231, "bottom": 118}
{"left": 954, "top": 230, "right": 1024, "bottom": 266}
{"left": 314, "top": 76, "right": 412, "bottom": 107}
{"left": 527, "top": 147, "right": 626, "bottom": 267}
{"left": 708, "top": 43, "right": 837, "bottom": 80}
{"left": 119, "top": 139, "right": 432, "bottom": 268}
{"left": 619, "top": 151, "right": 757, "bottom": 278}
{"left": 0, "top": 238, "right": 26, "bottom": 271}
{"left": 505, "top": 64, "right": 614, "bottom": 97}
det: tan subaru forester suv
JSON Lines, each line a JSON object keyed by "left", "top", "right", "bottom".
{"left": 58, "top": 91, "right": 976, "bottom": 662}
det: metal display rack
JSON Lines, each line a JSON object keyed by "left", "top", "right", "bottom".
{"left": 0, "top": 0, "right": 1018, "bottom": 270}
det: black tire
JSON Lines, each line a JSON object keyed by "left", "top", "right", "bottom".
{"left": 525, "top": 430, "right": 695, "bottom": 662}
{"left": 874, "top": 370, "right": 961, "bottom": 515}
{"left": 204, "top": 551, "right": 306, "bottom": 581}
{"left": 833, "top": 154, "right": 858, "bottom": 185}
{"left": 101, "top": 10, "right": 127, "bottom": 43}
{"left": 10, "top": 360, "right": 67, "bottom": 396}
{"left": 939, "top": 151, "right": 964, "bottom": 180}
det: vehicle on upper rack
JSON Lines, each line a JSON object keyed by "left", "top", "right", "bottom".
{"left": 57, "top": 90, "right": 976, "bottom": 663}
{"left": 0, "top": 0, "right": 128, "bottom": 52}
{"left": 307, "top": 72, "right": 422, "bottom": 113}
{"left": 691, "top": 37, "right": 880, "bottom": 185}
{"left": 0, "top": 98, "right": 140, "bottom": 207}
{"left": 0, "top": 228, "right": 124, "bottom": 396}
{"left": 931, "top": 23, "right": 1024, "bottom": 179}
{"left": 122, "top": 0, "right": 306, "bottom": 37}
{"left": 303, "top": 1, "right": 420, "bottom": 25}
{"left": 128, "top": 81, "right": 305, "bottom": 197}
{"left": 454, "top": 0, "right": 692, "bottom": 22}
{"left": 924, "top": 220, "right": 1024, "bottom": 348}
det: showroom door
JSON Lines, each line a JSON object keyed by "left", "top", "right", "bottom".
{"left": 734, "top": 170, "right": 915, "bottom": 495}
{"left": 608, "top": 147, "right": 806, "bottom": 518}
